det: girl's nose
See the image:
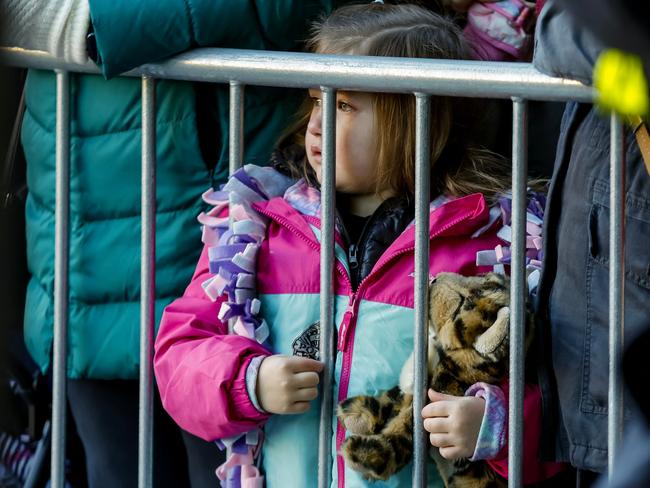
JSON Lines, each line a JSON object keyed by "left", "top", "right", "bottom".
{"left": 307, "top": 109, "right": 322, "bottom": 136}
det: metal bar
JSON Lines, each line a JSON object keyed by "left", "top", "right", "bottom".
{"left": 229, "top": 81, "right": 245, "bottom": 175}
{"left": 138, "top": 76, "right": 157, "bottom": 488}
{"left": 318, "top": 87, "right": 336, "bottom": 488}
{"left": 224, "top": 80, "right": 245, "bottom": 488}
{"left": 413, "top": 93, "right": 431, "bottom": 488}
{"left": 508, "top": 97, "right": 528, "bottom": 488}
{"left": 413, "top": 94, "right": 431, "bottom": 488}
{"left": 51, "top": 69, "right": 70, "bottom": 488}
{"left": 0, "top": 47, "right": 594, "bottom": 102}
{"left": 608, "top": 113, "right": 625, "bottom": 476}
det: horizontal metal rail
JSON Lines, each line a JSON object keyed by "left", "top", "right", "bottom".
{"left": 0, "top": 47, "right": 594, "bottom": 102}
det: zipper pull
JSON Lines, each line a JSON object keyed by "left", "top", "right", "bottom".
{"left": 338, "top": 294, "right": 358, "bottom": 352}
{"left": 348, "top": 244, "right": 358, "bottom": 269}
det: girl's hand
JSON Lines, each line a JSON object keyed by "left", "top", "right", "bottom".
{"left": 256, "top": 355, "right": 324, "bottom": 415}
{"left": 421, "top": 389, "right": 485, "bottom": 460}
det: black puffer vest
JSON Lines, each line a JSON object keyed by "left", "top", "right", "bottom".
{"left": 339, "top": 196, "right": 414, "bottom": 290}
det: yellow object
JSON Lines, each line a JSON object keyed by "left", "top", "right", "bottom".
{"left": 594, "top": 49, "right": 649, "bottom": 117}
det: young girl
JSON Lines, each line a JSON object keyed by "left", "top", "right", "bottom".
{"left": 154, "top": 3, "right": 563, "bottom": 487}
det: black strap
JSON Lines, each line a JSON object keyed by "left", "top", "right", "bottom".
{"left": 2, "top": 73, "right": 27, "bottom": 209}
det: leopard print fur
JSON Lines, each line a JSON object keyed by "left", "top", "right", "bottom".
{"left": 337, "top": 272, "right": 534, "bottom": 486}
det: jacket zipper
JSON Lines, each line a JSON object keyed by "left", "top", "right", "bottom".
{"left": 335, "top": 242, "right": 423, "bottom": 357}
{"left": 337, "top": 293, "right": 358, "bottom": 352}
{"left": 341, "top": 204, "right": 386, "bottom": 286}
{"left": 336, "top": 210, "right": 473, "bottom": 352}
{"left": 348, "top": 244, "right": 358, "bottom": 269}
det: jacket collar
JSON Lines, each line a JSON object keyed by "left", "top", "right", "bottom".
{"left": 373, "top": 192, "right": 490, "bottom": 269}
{"left": 253, "top": 191, "right": 490, "bottom": 255}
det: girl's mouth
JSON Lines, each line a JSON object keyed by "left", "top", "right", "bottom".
{"left": 310, "top": 145, "right": 322, "bottom": 162}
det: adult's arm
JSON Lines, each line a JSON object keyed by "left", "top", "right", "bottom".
{"left": 532, "top": 0, "right": 602, "bottom": 84}
{"left": 88, "top": 0, "right": 349, "bottom": 77}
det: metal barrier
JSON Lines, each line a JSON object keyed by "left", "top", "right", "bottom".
{"left": 51, "top": 69, "right": 70, "bottom": 488}
{"left": 139, "top": 76, "right": 157, "bottom": 488}
{"left": 1, "top": 46, "right": 624, "bottom": 488}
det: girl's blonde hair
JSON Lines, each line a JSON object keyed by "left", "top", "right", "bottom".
{"left": 283, "top": 3, "right": 518, "bottom": 202}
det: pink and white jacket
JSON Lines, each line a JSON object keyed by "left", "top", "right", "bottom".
{"left": 154, "top": 168, "right": 561, "bottom": 487}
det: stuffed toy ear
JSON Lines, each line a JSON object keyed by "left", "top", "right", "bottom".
{"left": 473, "top": 306, "right": 509, "bottom": 355}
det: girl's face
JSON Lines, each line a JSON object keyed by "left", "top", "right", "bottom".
{"left": 305, "top": 89, "right": 381, "bottom": 195}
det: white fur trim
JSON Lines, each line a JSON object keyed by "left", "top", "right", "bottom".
{"left": 0, "top": 0, "right": 89, "bottom": 63}
{"left": 61, "top": 0, "right": 90, "bottom": 63}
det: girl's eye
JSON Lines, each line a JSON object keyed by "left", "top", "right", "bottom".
{"left": 337, "top": 101, "right": 353, "bottom": 112}
{"left": 311, "top": 97, "right": 322, "bottom": 108}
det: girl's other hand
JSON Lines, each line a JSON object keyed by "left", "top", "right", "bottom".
{"left": 421, "top": 388, "right": 485, "bottom": 460}
{"left": 256, "top": 355, "right": 324, "bottom": 415}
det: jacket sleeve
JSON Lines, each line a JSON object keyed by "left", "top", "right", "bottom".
{"left": 87, "top": 0, "right": 348, "bottom": 77}
{"left": 154, "top": 245, "right": 272, "bottom": 442}
{"left": 532, "top": 0, "right": 602, "bottom": 84}
{"left": 485, "top": 382, "right": 567, "bottom": 484}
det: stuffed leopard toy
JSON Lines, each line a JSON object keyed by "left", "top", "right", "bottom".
{"left": 337, "top": 272, "right": 534, "bottom": 487}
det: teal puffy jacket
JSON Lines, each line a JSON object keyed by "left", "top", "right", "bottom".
{"left": 23, "top": 0, "right": 347, "bottom": 378}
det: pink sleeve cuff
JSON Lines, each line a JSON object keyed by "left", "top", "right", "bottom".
{"left": 245, "top": 355, "right": 268, "bottom": 414}
{"left": 485, "top": 382, "right": 569, "bottom": 483}
{"left": 231, "top": 353, "right": 271, "bottom": 425}
{"left": 465, "top": 382, "right": 508, "bottom": 461}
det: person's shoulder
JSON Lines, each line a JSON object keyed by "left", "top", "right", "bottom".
{"left": 533, "top": 1, "right": 602, "bottom": 84}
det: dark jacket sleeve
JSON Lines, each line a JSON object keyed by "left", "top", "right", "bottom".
{"left": 532, "top": 0, "right": 602, "bottom": 85}
{"left": 88, "top": 0, "right": 347, "bottom": 77}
